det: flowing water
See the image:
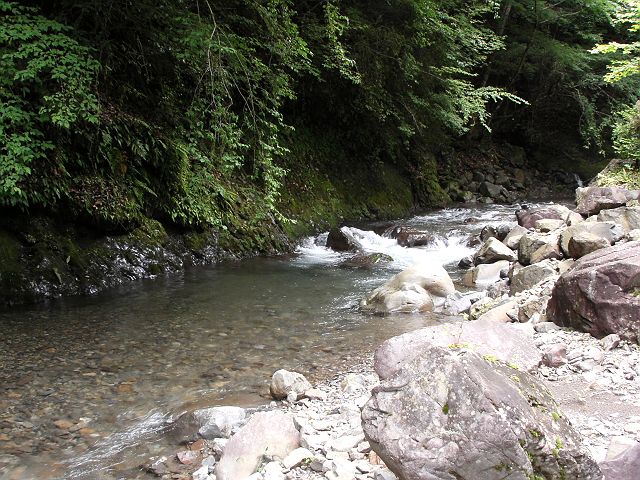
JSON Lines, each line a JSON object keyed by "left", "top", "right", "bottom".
{"left": 0, "top": 203, "right": 547, "bottom": 479}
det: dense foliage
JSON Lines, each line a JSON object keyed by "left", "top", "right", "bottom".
{"left": 0, "top": 0, "right": 637, "bottom": 234}
{"left": 593, "top": 0, "right": 640, "bottom": 162}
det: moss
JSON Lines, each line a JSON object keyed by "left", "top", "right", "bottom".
{"left": 147, "top": 263, "right": 163, "bottom": 275}
{"left": 482, "top": 354, "right": 499, "bottom": 363}
{"left": 0, "top": 231, "right": 22, "bottom": 290}
{"left": 184, "top": 231, "right": 212, "bottom": 252}
{"left": 442, "top": 403, "right": 449, "bottom": 415}
{"left": 592, "top": 159, "right": 640, "bottom": 190}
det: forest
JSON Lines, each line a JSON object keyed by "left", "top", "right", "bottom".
{"left": 1, "top": 0, "right": 639, "bottom": 241}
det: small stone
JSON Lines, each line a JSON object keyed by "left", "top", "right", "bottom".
{"left": 374, "top": 468, "right": 398, "bottom": 480}
{"left": 177, "top": 450, "right": 200, "bottom": 465}
{"left": 542, "top": 344, "right": 567, "bottom": 367}
{"left": 534, "top": 322, "right": 560, "bottom": 333}
{"left": 283, "top": 447, "right": 314, "bottom": 469}
{"left": 329, "top": 434, "right": 365, "bottom": 452}
{"left": 192, "top": 464, "right": 210, "bottom": 480}
{"left": 601, "top": 334, "right": 621, "bottom": 351}
{"left": 270, "top": 370, "right": 312, "bottom": 401}
{"left": 53, "top": 420, "right": 73, "bottom": 430}
{"left": 624, "top": 423, "right": 640, "bottom": 434}
{"left": 304, "top": 388, "right": 328, "bottom": 401}
{"left": 262, "top": 461, "right": 285, "bottom": 480}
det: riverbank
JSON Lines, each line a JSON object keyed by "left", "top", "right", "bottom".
{"left": 144, "top": 326, "right": 640, "bottom": 480}
{"left": 0, "top": 144, "right": 581, "bottom": 307}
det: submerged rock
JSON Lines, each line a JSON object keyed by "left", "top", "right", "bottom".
{"left": 340, "top": 253, "right": 393, "bottom": 269}
{"left": 362, "top": 345, "right": 601, "bottom": 480}
{"left": 361, "top": 264, "right": 455, "bottom": 313}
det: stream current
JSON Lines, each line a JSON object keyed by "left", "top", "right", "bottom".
{"left": 0, "top": 203, "right": 546, "bottom": 479}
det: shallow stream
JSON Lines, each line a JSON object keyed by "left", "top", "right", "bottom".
{"left": 0, "top": 203, "right": 544, "bottom": 479}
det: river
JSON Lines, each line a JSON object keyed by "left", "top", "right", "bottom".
{"left": 0, "top": 203, "right": 543, "bottom": 479}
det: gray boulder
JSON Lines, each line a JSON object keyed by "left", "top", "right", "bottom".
{"left": 535, "top": 218, "right": 565, "bottom": 232}
{"left": 510, "top": 262, "right": 557, "bottom": 295}
{"left": 474, "top": 237, "right": 517, "bottom": 265}
{"left": 361, "top": 264, "right": 455, "bottom": 313}
{"left": 518, "top": 231, "right": 562, "bottom": 265}
{"left": 560, "top": 221, "right": 624, "bottom": 257}
{"left": 270, "top": 369, "right": 312, "bottom": 400}
{"left": 480, "top": 224, "right": 512, "bottom": 242}
{"left": 597, "top": 206, "right": 640, "bottom": 233}
{"left": 547, "top": 241, "right": 640, "bottom": 342}
{"left": 479, "top": 181, "right": 506, "bottom": 199}
{"left": 215, "top": 411, "right": 300, "bottom": 480}
{"left": 362, "top": 345, "right": 601, "bottom": 480}
{"left": 600, "top": 441, "right": 640, "bottom": 480}
{"left": 462, "top": 261, "right": 510, "bottom": 289}
{"left": 194, "top": 406, "right": 246, "bottom": 439}
{"left": 373, "top": 319, "right": 542, "bottom": 379}
{"left": 575, "top": 186, "right": 640, "bottom": 216}
{"left": 503, "top": 225, "right": 528, "bottom": 249}
{"left": 567, "top": 232, "right": 610, "bottom": 259}
{"left": 516, "top": 204, "right": 572, "bottom": 229}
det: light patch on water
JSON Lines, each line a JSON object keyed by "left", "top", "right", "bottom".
{"left": 66, "top": 411, "right": 171, "bottom": 479}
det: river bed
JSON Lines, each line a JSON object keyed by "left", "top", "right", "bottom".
{"left": 0, "top": 203, "right": 546, "bottom": 479}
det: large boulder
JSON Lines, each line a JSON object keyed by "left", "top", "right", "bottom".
{"left": 215, "top": 411, "right": 300, "bottom": 480}
{"left": 362, "top": 345, "right": 601, "bottom": 480}
{"left": 361, "top": 264, "right": 455, "bottom": 313}
{"left": 510, "top": 262, "right": 557, "bottom": 295}
{"left": 326, "top": 227, "right": 362, "bottom": 252}
{"left": 547, "top": 241, "right": 640, "bottom": 342}
{"left": 461, "top": 260, "right": 509, "bottom": 289}
{"left": 575, "top": 186, "right": 640, "bottom": 216}
{"left": 474, "top": 237, "right": 517, "bottom": 265}
{"left": 600, "top": 441, "right": 640, "bottom": 480}
{"left": 479, "top": 181, "right": 506, "bottom": 199}
{"left": 503, "top": 224, "right": 528, "bottom": 249}
{"left": 518, "top": 231, "right": 562, "bottom": 265}
{"left": 516, "top": 204, "right": 573, "bottom": 229}
{"left": 567, "top": 232, "right": 610, "bottom": 259}
{"left": 597, "top": 206, "right": 640, "bottom": 233}
{"left": 559, "top": 221, "right": 624, "bottom": 257}
{"left": 373, "top": 319, "right": 542, "bottom": 379}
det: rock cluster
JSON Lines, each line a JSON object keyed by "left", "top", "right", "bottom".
{"left": 142, "top": 183, "right": 640, "bottom": 480}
